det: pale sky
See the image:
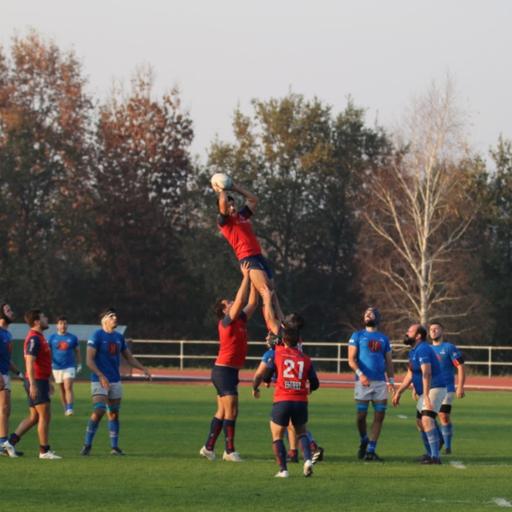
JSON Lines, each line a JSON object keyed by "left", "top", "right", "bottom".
{"left": 1, "top": 0, "right": 511, "bottom": 161}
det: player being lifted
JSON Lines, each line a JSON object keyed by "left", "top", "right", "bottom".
{"left": 212, "top": 176, "right": 283, "bottom": 321}
{"left": 253, "top": 286, "right": 319, "bottom": 478}
{"left": 200, "top": 262, "right": 258, "bottom": 462}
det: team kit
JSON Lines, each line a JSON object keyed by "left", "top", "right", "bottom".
{"left": 0, "top": 174, "right": 465, "bottom": 476}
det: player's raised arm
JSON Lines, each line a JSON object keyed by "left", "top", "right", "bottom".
{"left": 232, "top": 183, "right": 258, "bottom": 212}
{"left": 217, "top": 190, "right": 231, "bottom": 216}
{"left": 226, "top": 262, "right": 252, "bottom": 321}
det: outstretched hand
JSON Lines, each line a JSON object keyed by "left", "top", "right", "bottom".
{"left": 240, "top": 261, "right": 251, "bottom": 277}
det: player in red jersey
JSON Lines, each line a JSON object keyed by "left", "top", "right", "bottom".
{"left": 200, "top": 262, "right": 258, "bottom": 462}
{"left": 253, "top": 288, "right": 320, "bottom": 478}
{"left": 213, "top": 179, "right": 283, "bottom": 320}
{"left": 9, "top": 310, "right": 61, "bottom": 459}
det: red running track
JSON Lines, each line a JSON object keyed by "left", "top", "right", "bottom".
{"left": 128, "top": 368, "right": 512, "bottom": 391}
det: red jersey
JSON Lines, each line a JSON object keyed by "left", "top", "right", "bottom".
{"left": 218, "top": 206, "right": 262, "bottom": 260}
{"left": 215, "top": 314, "right": 248, "bottom": 369}
{"left": 24, "top": 329, "right": 52, "bottom": 380}
{"left": 273, "top": 344, "right": 313, "bottom": 403}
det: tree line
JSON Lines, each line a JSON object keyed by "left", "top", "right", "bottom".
{"left": 1, "top": 32, "right": 511, "bottom": 344}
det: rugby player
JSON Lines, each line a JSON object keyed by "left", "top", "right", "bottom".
{"left": 9, "top": 309, "right": 62, "bottom": 459}
{"left": 80, "top": 307, "right": 151, "bottom": 456}
{"left": 200, "top": 262, "right": 258, "bottom": 462}
{"left": 392, "top": 324, "right": 447, "bottom": 464}
{"left": 347, "top": 307, "right": 395, "bottom": 461}
{"left": 213, "top": 180, "right": 283, "bottom": 320}
{"left": 429, "top": 322, "right": 465, "bottom": 454}
{"left": 48, "top": 316, "right": 81, "bottom": 416}
{"left": 254, "top": 288, "right": 319, "bottom": 478}
{"left": 255, "top": 336, "right": 324, "bottom": 464}
{"left": 0, "top": 301, "right": 23, "bottom": 458}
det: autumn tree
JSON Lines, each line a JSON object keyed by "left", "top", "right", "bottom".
{"left": 0, "top": 32, "right": 95, "bottom": 315}
{"left": 92, "top": 69, "right": 196, "bottom": 336}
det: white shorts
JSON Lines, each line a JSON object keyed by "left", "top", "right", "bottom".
{"left": 355, "top": 380, "right": 388, "bottom": 402}
{"left": 416, "top": 387, "right": 447, "bottom": 414}
{"left": 442, "top": 391, "right": 455, "bottom": 406}
{"left": 91, "top": 381, "right": 123, "bottom": 400}
{"left": 53, "top": 368, "right": 76, "bottom": 384}
{"left": 1, "top": 374, "right": 10, "bottom": 392}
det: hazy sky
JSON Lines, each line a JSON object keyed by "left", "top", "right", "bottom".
{"left": 2, "top": 0, "right": 511, "bottom": 161}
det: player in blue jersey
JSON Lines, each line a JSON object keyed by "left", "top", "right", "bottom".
{"left": 0, "top": 301, "right": 23, "bottom": 458}
{"left": 429, "top": 323, "right": 465, "bottom": 454}
{"left": 392, "top": 324, "right": 447, "bottom": 464}
{"left": 255, "top": 339, "right": 324, "bottom": 464}
{"left": 347, "top": 307, "right": 395, "bottom": 461}
{"left": 48, "top": 316, "right": 82, "bottom": 416}
{"left": 80, "top": 307, "right": 151, "bottom": 456}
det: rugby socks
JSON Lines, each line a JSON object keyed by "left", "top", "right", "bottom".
{"left": 84, "top": 419, "right": 99, "bottom": 446}
{"left": 39, "top": 444, "right": 50, "bottom": 454}
{"left": 0, "top": 436, "right": 7, "bottom": 444}
{"left": 66, "top": 403, "right": 74, "bottom": 413}
{"left": 272, "top": 439, "right": 287, "bottom": 471}
{"left": 306, "top": 431, "right": 318, "bottom": 452}
{"left": 441, "top": 423, "right": 453, "bottom": 450}
{"left": 205, "top": 417, "right": 223, "bottom": 451}
{"left": 223, "top": 419, "right": 236, "bottom": 453}
{"left": 425, "top": 428, "right": 440, "bottom": 459}
{"left": 8, "top": 433, "right": 20, "bottom": 446}
{"left": 108, "top": 419, "right": 120, "bottom": 449}
{"left": 367, "top": 440, "right": 377, "bottom": 454}
{"left": 298, "top": 434, "right": 312, "bottom": 461}
{"left": 360, "top": 433, "right": 369, "bottom": 445}
{"left": 420, "top": 431, "right": 431, "bottom": 456}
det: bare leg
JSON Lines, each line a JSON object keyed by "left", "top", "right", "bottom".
{"left": 0, "top": 389, "right": 11, "bottom": 438}
{"left": 34, "top": 402, "right": 51, "bottom": 446}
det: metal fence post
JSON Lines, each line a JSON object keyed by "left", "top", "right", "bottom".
{"left": 337, "top": 344, "right": 341, "bottom": 374}
{"left": 488, "top": 347, "right": 492, "bottom": 378}
{"left": 180, "top": 341, "right": 184, "bottom": 371}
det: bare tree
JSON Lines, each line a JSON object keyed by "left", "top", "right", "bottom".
{"left": 360, "top": 80, "right": 477, "bottom": 331}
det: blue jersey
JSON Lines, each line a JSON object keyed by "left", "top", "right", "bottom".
{"left": 48, "top": 332, "right": 79, "bottom": 370}
{"left": 0, "top": 327, "right": 13, "bottom": 375}
{"left": 432, "top": 341, "right": 463, "bottom": 392}
{"left": 87, "top": 329, "right": 127, "bottom": 383}
{"left": 348, "top": 329, "right": 391, "bottom": 382}
{"left": 409, "top": 341, "right": 445, "bottom": 395}
{"left": 261, "top": 348, "right": 275, "bottom": 366}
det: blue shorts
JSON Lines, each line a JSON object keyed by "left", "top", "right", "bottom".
{"left": 24, "top": 379, "right": 50, "bottom": 407}
{"left": 239, "top": 254, "right": 273, "bottom": 280}
{"left": 271, "top": 401, "right": 308, "bottom": 427}
{"left": 211, "top": 365, "right": 239, "bottom": 397}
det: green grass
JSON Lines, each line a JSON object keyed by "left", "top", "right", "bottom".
{"left": 2, "top": 382, "right": 512, "bottom": 511}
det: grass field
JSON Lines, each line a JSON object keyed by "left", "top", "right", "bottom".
{"left": 2, "top": 381, "right": 512, "bottom": 511}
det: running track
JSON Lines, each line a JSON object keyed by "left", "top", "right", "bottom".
{"left": 127, "top": 368, "right": 512, "bottom": 391}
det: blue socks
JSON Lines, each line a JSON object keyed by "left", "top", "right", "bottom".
{"left": 421, "top": 431, "right": 431, "bottom": 455}
{"left": 441, "top": 423, "right": 453, "bottom": 450}
{"left": 367, "top": 440, "right": 377, "bottom": 453}
{"left": 426, "top": 429, "right": 440, "bottom": 459}
{"left": 108, "top": 419, "right": 120, "bottom": 449}
{"left": 84, "top": 419, "right": 99, "bottom": 446}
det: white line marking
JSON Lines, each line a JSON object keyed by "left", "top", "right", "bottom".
{"left": 397, "top": 414, "right": 408, "bottom": 419}
{"left": 449, "top": 461, "right": 466, "bottom": 469}
{"left": 493, "top": 498, "right": 512, "bottom": 508}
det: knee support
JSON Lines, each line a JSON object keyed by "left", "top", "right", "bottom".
{"left": 439, "top": 404, "right": 452, "bottom": 414}
{"left": 373, "top": 403, "right": 387, "bottom": 413}
{"left": 93, "top": 402, "right": 107, "bottom": 411}
{"left": 107, "top": 404, "right": 120, "bottom": 414}
{"left": 421, "top": 409, "right": 437, "bottom": 419}
{"left": 356, "top": 403, "right": 369, "bottom": 413}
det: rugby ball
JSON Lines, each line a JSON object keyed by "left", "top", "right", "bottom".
{"left": 210, "top": 173, "right": 233, "bottom": 191}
